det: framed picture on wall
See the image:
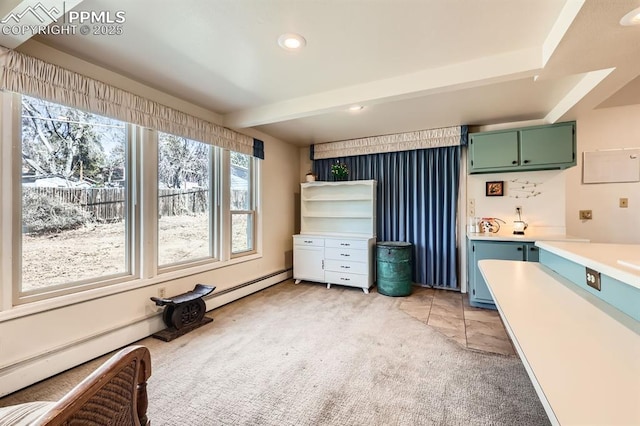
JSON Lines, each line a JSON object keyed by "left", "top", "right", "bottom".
{"left": 485, "top": 181, "right": 504, "bottom": 196}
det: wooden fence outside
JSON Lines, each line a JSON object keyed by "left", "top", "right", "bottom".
{"left": 23, "top": 187, "right": 212, "bottom": 222}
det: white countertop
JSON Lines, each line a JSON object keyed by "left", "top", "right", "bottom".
{"left": 536, "top": 241, "right": 640, "bottom": 290}
{"left": 467, "top": 232, "right": 589, "bottom": 243}
{"left": 479, "top": 259, "right": 640, "bottom": 426}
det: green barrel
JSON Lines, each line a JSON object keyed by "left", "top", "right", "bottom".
{"left": 376, "top": 241, "right": 413, "bottom": 297}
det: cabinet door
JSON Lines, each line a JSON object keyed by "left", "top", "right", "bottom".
{"left": 470, "top": 241, "right": 525, "bottom": 304}
{"left": 519, "top": 123, "right": 575, "bottom": 167}
{"left": 293, "top": 246, "right": 324, "bottom": 282}
{"left": 525, "top": 243, "right": 540, "bottom": 262}
{"left": 469, "top": 131, "right": 519, "bottom": 171}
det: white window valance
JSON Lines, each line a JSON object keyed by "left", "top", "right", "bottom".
{"left": 311, "top": 125, "right": 467, "bottom": 159}
{"left": 0, "top": 48, "right": 255, "bottom": 156}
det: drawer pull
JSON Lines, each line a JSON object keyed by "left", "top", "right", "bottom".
{"left": 304, "top": 240, "right": 313, "bottom": 244}
{"left": 340, "top": 253, "right": 351, "bottom": 257}
{"left": 340, "top": 243, "right": 351, "bottom": 246}
{"left": 340, "top": 277, "right": 351, "bottom": 281}
{"left": 340, "top": 265, "right": 351, "bottom": 269}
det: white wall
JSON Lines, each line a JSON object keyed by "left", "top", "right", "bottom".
{"left": 567, "top": 104, "right": 640, "bottom": 243}
{"left": 467, "top": 169, "right": 568, "bottom": 236}
{"left": 0, "top": 44, "right": 300, "bottom": 396}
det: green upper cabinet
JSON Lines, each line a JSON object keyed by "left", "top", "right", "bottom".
{"left": 469, "top": 121, "right": 576, "bottom": 174}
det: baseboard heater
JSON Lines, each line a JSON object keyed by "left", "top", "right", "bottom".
{"left": 211, "top": 269, "right": 292, "bottom": 298}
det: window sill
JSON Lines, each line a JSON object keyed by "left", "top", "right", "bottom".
{"left": 0, "top": 252, "right": 262, "bottom": 323}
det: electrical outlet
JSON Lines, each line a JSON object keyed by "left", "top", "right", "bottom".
{"left": 158, "top": 287, "right": 166, "bottom": 298}
{"left": 619, "top": 198, "right": 628, "bottom": 208}
{"left": 468, "top": 198, "right": 476, "bottom": 216}
{"left": 579, "top": 210, "right": 592, "bottom": 220}
{"left": 585, "top": 267, "right": 601, "bottom": 291}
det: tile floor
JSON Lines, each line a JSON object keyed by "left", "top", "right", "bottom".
{"left": 397, "top": 287, "right": 516, "bottom": 356}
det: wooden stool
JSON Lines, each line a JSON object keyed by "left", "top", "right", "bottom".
{"left": 150, "top": 284, "right": 215, "bottom": 341}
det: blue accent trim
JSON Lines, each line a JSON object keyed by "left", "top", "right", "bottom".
{"left": 460, "top": 125, "right": 468, "bottom": 146}
{"left": 253, "top": 138, "right": 264, "bottom": 159}
{"left": 539, "top": 250, "right": 640, "bottom": 321}
{"left": 309, "top": 144, "right": 315, "bottom": 160}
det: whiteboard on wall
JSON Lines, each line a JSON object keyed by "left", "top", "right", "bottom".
{"left": 583, "top": 149, "right": 640, "bottom": 184}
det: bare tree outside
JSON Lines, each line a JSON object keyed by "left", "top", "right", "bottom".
{"left": 21, "top": 96, "right": 128, "bottom": 292}
{"left": 157, "top": 132, "right": 212, "bottom": 266}
{"left": 19, "top": 96, "right": 253, "bottom": 295}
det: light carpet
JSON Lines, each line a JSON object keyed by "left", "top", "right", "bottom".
{"left": 0, "top": 280, "right": 550, "bottom": 425}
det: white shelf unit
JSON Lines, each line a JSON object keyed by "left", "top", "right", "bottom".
{"left": 300, "top": 180, "right": 376, "bottom": 237}
{"left": 294, "top": 180, "right": 377, "bottom": 293}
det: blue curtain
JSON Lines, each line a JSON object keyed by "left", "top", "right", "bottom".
{"left": 313, "top": 146, "right": 460, "bottom": 288}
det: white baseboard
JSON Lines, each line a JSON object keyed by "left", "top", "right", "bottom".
{"left": 0, "top": 270, "right": 291, "bottom": 398}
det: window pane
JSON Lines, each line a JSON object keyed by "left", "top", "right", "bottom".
{"left": 231, "top": 213, "right": 253, "bottom": 253}
{"left": 231, "top": 152, "right": 250, "bottom": 210}
{"left": 230, "top": 152, "right": 254, "bottom": 254}
{"left": 21, "top": 96, "right": 128, "bottom": 293}
{"left": 158, "top": 133, "right": 211, "bottom": 266}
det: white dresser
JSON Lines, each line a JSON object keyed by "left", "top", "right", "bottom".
{"left": 293, "top": 180, "right": 376, "bottom": 293}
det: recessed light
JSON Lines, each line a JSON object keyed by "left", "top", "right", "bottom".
{"left": 278, "top": 33, "right": 306, "bottom": 51}
{"left": 348, "top": 105, "right": 364, "bottom": 111}
{"left": 620, "top": 6, "right": 640, "bottom": 26}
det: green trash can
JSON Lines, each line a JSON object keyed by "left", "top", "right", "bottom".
{"left": 376, "top": 241, "right": 413, "bottom": 296}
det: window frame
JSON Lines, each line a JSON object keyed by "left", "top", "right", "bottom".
{"left": 155, "top": 132, "right": 221, "bottom": 271}
{"left": 0, "top": 91, "right": 262, "bottom": 310}
{"left": 13, "top": 93, "right": 138, "bottom": 305}
{"left": 229, "top": 152, "right": 258, "bottom": 258}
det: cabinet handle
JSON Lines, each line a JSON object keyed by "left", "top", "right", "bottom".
{"left": 340, "top": 253, "right": 351, "bottom": 257}
{"left": 517, "top": 247, "right": 523, "bottom": 251}
{"left": 512, "top": 160, "right": 517, "bottom": 164}
{"left": 304, "top": 240, "right": 313, "bottom": 244}
{"left": 340, "top": 277, "right": 351, "bottom": 281}
{"left": 340, "top": 265, "right": 351, "bottom": 269}
{"left": 523, "top": 160, "right": 530, "bottom": 164}
{"left": 340, "top": 243, "right": 351, "bottom": 246}
{"left": 530, "top": 247, "right": 537, "bottom": 251}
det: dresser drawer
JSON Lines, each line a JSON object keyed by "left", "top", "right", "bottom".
{"left": 324, "top": 238, "right": 369, "bottom": 250}
{"left": 293, "top": 236, "right": 324, "bottom": 247}
{"left": 325, "top": 247, "right": 367, "bottom": 262}
{"left": 324, "top": 259, "right": 368, "bottom": 275}
{"left": 325, "top": 271, "right": 368, "bottom": 287}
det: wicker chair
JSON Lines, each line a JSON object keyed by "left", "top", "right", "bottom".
{"left": 0, "top": 345, "right": 152, "bottom": 426}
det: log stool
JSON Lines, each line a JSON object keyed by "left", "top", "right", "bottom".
{"left": 150, "top": 284, "right": 215, "bottom": 341}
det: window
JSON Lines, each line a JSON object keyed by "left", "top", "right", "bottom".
{"left": 157, "top": 132, "right": 215, "bottom": 267}
{"left": 4, "top": 92, "right": 261, "bottom": 305}
{"left": 230, "top": 152, "right": 256, "bottom": 255}
{"left": 19, "top": 95, "right": 130, "bottom": 297}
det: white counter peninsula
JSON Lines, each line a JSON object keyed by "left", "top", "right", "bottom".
{"left": 478, "top": 241, "right": 640, "bottom": 425}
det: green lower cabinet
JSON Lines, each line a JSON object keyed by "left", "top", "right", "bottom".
{"left": 468, "top": 240, "right": 539, "bottom": 309}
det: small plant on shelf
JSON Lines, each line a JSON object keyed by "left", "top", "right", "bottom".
{"left": 330, "top": 162, "right": 349, "bottom": 181}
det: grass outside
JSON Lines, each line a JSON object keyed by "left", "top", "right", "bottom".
{"left": 21, "top": 214, "right": 248, "bottom": 292}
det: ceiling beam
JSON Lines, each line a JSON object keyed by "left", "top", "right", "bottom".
{"left": 542, "top": 0, "right": 585, "bottom": 67}
{"left": 545, "top": 68, "right": 615, "bottom": 123}
{"left": 0, "top": 0, "right": 83, "bottom": 49}
{"left": 224, "top": 47, "right": 543, "bottom": 129}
